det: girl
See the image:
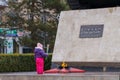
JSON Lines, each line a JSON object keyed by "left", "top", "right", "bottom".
{"left": 34, "top": 43, "right": 48, "bottom": 74}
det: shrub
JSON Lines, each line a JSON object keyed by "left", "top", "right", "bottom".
{"left": 0, "top": 53, "right": 52, "bottom": 72}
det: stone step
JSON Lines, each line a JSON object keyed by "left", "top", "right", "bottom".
{"left": 0, "top": 72, "right": 119, "bottom": 80}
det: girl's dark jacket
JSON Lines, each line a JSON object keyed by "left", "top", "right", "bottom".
{"left": 34, "top": 48, "right": 48, "bottom": 60}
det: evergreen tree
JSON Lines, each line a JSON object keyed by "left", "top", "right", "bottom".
{"left": 3, "top": 0, "right": 69, "bottom": 52}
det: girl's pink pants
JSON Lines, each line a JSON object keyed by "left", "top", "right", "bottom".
{"left": 36, "top": 58, "right": 44, "bottom": 74}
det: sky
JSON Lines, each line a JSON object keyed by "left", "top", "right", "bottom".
{"left": 0, "top": 0, "right": 8, "bottom": 7}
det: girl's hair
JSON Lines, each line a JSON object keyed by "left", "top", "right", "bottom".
{"left": 37, "top": 43, "right": 43, "bottom": 49}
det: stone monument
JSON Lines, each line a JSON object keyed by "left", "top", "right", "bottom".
{"left": 52, "top": 7, "right": 120, "bottom": 71}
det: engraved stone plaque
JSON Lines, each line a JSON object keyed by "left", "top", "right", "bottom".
{"left": 79, "top": 25, "right": 104, "bottom": 38}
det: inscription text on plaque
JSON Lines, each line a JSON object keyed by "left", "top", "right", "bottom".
{"left": 79, "top": 25, "right": 104, "bottom": 38}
